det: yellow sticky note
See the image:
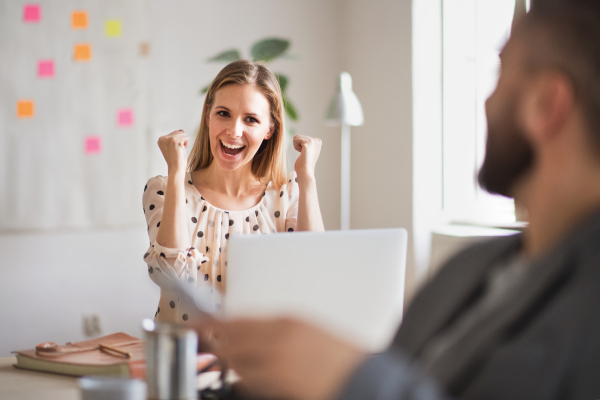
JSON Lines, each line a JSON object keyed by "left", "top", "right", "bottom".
{"left": 72, "top": 11, "right": 88, "bottom": 29}
{"left": 105, "top": 20, "right": 121, "bottom": 37}
{"left": 17, "top": 100, "right": 34, "bottom": 118}
{"left": 74, "top": 43, "right": 91, "bottom": 61}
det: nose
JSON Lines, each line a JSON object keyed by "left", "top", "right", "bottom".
{"left": 228, "top": 118, "right": 244, "bottom": 139}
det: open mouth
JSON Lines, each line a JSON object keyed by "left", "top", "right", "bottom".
{"left": 220, "top": 140, "right": 246, "bottom": 156}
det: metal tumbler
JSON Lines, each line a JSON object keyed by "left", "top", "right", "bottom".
{"left": 143, "top": 319, "right": 198, "bottom": 400}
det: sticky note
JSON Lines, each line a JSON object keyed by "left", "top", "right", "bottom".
{"left": 38, "top": 60, "right": 54, "bottom": 78}
{"left": 71, "top": 11, "right": 88, "bottom": 29}
{"left": 105, "top": 20, "right": 121, "bottom": 37}
{"left": 140, "top": 42, "right": 150, "bottom": 57}
{"left": 118, "top": 109, "right": 134, "bottom": 127}
{"left": 85, "top": 136, "right": 102, "bottom": 154}
{"left": 74, "top": 44, "right": 91, "bottom": 61}
{"left": 17, "top": 100, "right": 35, "bottom": 118}
{"left": 23, "top": 4, "right": 40, "bottom": 22}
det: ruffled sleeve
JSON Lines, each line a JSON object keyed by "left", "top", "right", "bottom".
{"left": 142, "top": 176, "right": 208, "bottom": 291}
{"left": 285, "top": 171, "right": 299, "bottom": 232}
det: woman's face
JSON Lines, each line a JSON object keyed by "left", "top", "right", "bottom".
{"left": 207, "top": 84, "right": 273, "bottom": 172}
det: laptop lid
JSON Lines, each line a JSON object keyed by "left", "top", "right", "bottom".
{"left": 225, "top": 228, "right": 407, "bottom": 352}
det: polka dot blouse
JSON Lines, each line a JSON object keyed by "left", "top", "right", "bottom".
{"left": 142, "top": 171, "right": 299, "bottom": 324}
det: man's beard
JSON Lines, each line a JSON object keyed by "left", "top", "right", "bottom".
{"left": 478, "top": 102, "right": 534, "bottom": 198}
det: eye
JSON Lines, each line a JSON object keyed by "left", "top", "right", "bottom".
{"left": 216, "top": 110, "right": 229, "bottom": 117}
{"left": 246, "top": 116, "right": 259, "bottom": 124}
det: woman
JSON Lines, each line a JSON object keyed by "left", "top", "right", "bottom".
{"left": 142, "top": 60, "right": 324, "bottom": 323}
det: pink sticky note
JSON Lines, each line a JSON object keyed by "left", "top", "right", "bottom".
{"left": 23, "top": 4, "right": 40, "bottom": 22}
{"left": 117, "top": 109, "right": 134, "bottom": 127}
{"left": 38, "top": 60, "right": 54, "bottom": 78}
{"left": 85, "top": 136, "right": 102, "bottom": 154}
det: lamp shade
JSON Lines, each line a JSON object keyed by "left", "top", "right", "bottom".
{"left": 326, "top": 72, "right": 364, "bottom": 126}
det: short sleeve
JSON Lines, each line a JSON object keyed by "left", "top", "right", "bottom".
{"left": 142, "top": 176, "right": 208, "bottom": 291}
{"left": 285, "top": 171, "right": 299, "bottom": 232}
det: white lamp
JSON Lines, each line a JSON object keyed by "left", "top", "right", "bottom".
{"left": 326, "top": 72, "right": 364, "bottom": 230}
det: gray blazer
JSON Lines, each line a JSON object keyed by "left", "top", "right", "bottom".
{"left": 339, "top": 207, "right": 600, "bottom": 400}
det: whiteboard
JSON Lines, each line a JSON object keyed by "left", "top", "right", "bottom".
{"left": 0, "top": 0, "right": 150, "bottom": 231}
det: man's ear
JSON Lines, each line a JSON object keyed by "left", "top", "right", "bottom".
{"left": 521, "top": 72, "right": 575, "bottom": 144}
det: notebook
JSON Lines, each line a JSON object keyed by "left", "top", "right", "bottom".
{"left": 12, "top": 333, "right": 146, "bottom": 378}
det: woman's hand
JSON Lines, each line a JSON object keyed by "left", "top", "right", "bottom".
{"left": 155, "top": 130, "right": 191, "bottom": 250}
{"left": 293, "top": 135, "right": 325, "bottom": 231}
{"left": 293, "top": 135, "right": 322, "bottom": 183}
{"left": 158, "top": 130, "right": 189, "bottom": 173}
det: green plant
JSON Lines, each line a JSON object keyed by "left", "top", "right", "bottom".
{"left": 200, "top": 38, "right": 298, "bottom": 122}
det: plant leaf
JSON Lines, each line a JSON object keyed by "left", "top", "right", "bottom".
{"left": 283, "top": 96, "right": 299, "bottom": 122}
{"left": 275, "top": 73, "right": 289, "bottom": 93}
{"left": 251, "top": 38, "right": 290, "bottom": 62}
{"left": 208, "top": 49, "right": 242, "bottom": 63}
{"left": 200, "top": 85, "right": 209, "bottom": 95}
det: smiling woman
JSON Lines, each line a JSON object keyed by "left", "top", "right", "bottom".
{"left": 142, "top": 60, "right": 324, "bottom": 324}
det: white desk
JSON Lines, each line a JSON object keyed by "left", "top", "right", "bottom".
{"left": 0, "top": 356, "right": 79, "bottom": 399}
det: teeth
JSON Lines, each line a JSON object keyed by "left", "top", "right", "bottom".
{"left": 221, "top": 141, "right": 245, "bottom": 149}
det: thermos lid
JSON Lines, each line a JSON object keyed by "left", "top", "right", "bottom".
{"left": 142, "top": 318, "right": 196, "bottom": 338}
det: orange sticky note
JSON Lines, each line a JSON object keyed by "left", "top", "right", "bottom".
{"left": 17, "top": 100, "right": 34, "bottom": 118}
{"left": 74, "top": 44, "right": 91, "bottom": 61}
{"left": 71, "top": 11, "right": 88, "bottom": 29}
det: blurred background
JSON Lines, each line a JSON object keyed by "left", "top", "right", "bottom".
{"left": 0, "top": 0, "right": 524, "bottom": 356}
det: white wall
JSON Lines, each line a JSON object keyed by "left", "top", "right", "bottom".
{"left": 0, "top": 228, "right": 158, "bottom": 356}
{"left": 339, "top": 0, "right": 416, "bottom": 301}
{"left": 0, "top": 0, "right": 419, "bottom": 356}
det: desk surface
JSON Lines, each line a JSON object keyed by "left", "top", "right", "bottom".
{"left": 0, "top": 356, "right": 79, "bottom": 400}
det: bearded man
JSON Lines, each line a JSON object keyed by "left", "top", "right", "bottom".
{"left": 198, "top": 1, "right": 600, "bottom": 399}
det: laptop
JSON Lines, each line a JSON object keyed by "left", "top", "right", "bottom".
{"left": 224, "top": 228, "right": 407, "bottom": 352}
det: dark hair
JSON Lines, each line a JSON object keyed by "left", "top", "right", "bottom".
{"left": 531, "top": 0, "right": 600, "bottom": 12}
{"left": 516, "top": 2, "right": 600, "bottom": 149}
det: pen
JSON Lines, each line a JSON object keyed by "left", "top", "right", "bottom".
{"left": 98, "top": 343, "right": 132, "bottom": 358}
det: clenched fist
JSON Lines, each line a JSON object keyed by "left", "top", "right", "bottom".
{"left": 293, "top": 135, "right": 322, "bottom": 184}
{"left": 158, "top": 130, "right": 189, "bottom": 173}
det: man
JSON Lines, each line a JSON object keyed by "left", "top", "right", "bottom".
{"left": 201, "top": 1, "right": 600, "bottom": 399}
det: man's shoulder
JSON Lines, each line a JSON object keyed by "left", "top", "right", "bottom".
{"left": 417, "top": 234, "right": 522, "bottom": 306}
{"left": 438, "top": 234, "right": 522, "bottom": 278}
{"left": 395, "top": 235, "right": 521, "bottom": 349}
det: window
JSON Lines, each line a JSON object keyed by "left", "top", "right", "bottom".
{"left": 441, "top": 0, "right": 529, "bottom": 225}
{"left": 412, "top": 0, "right": 529, "bottom": 278}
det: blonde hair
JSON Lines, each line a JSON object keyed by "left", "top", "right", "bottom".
{"left": 188, "top": 60, "right": 287, "bottom": 188}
